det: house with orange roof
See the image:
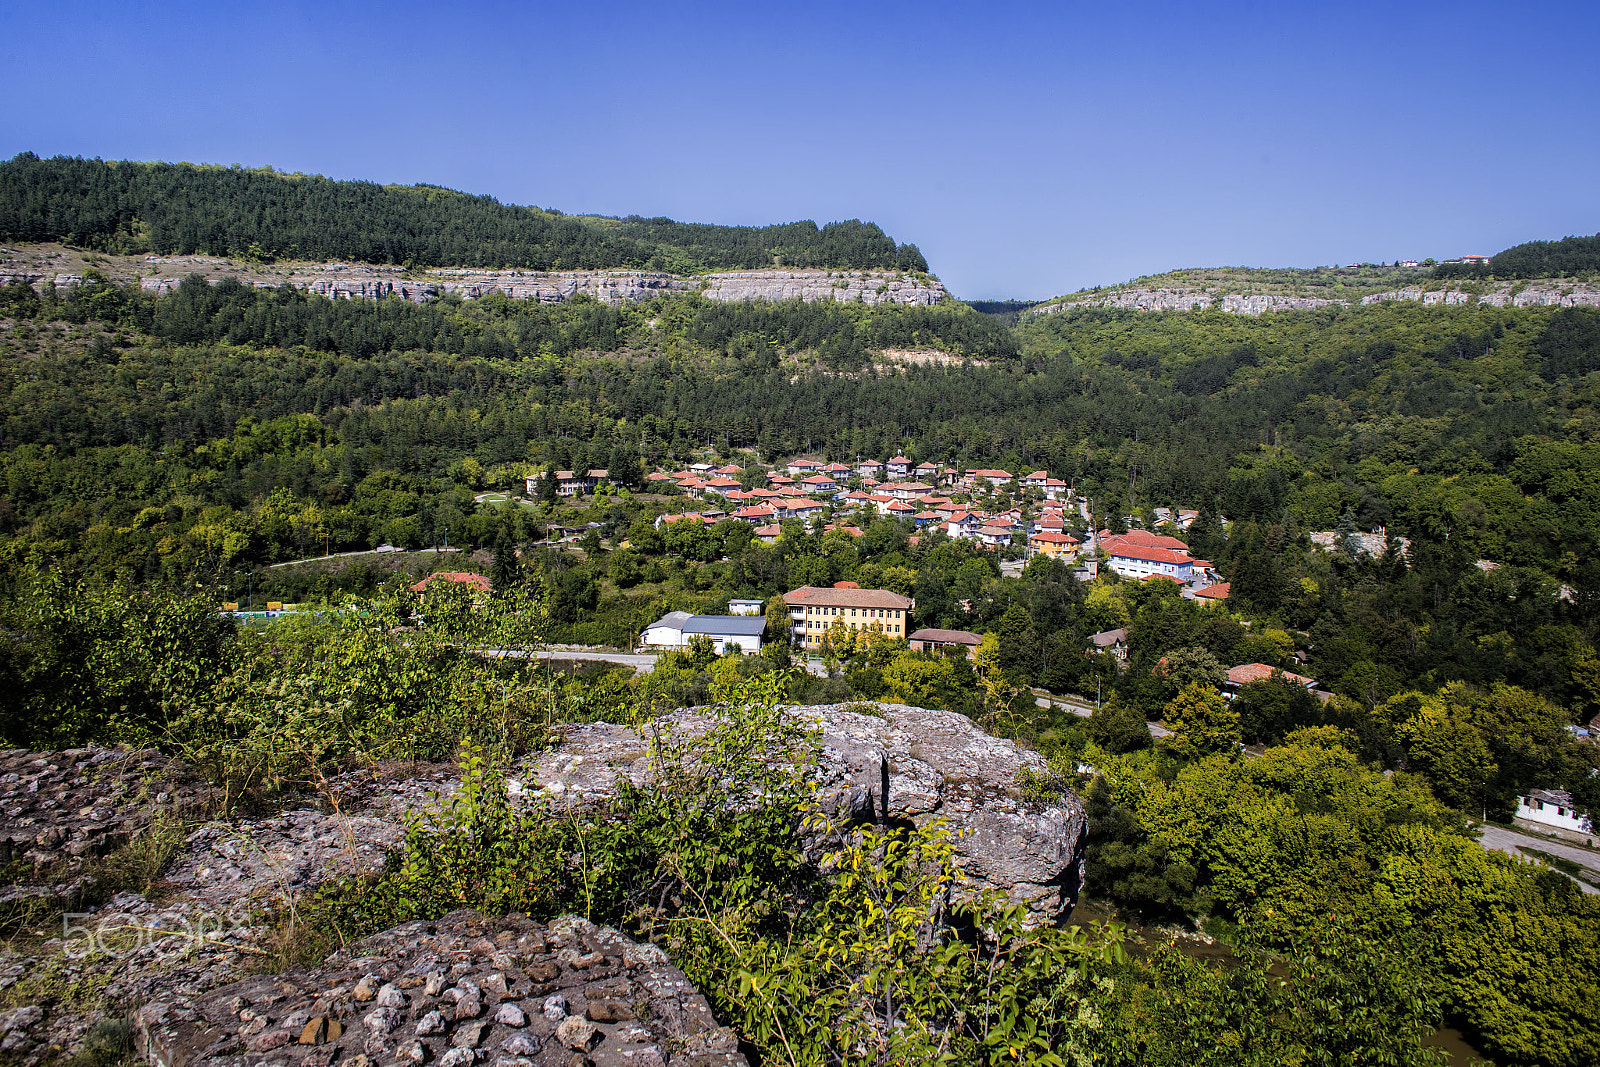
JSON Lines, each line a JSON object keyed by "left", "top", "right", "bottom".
{"left": 411, "top": 571, "right": 492, "bottom": 595}
{"left": 1223, "top": 662, "right": 1317, "bottom": 697}
{"left": 946, "top": 512, "right": 981, "bottom": 538}
{"left": 856, "top": 459, "right": 885, "bottom": 479}
{"left": 1028, "top": 530, "right": 1080, "bottom": 560}
{"left": 1191, "top": 582, "right": 1230, "bottom": 602}
{"left": 801, "top": 473, "right": 839, "bottom": 493}
{"left": 654, "top": 512, "right": 717, "bottom": 529}
{"left": 779, "top": 498, "right": 828, "bottom": 519}
{"left": 786, "top": 458, "right": 822, "bottom": 477}
{"left": 754, "top": 523, "right": 783, "bottom": 544}
{"left": 965, "top": 468, "right": 1013, "bottom": 489}
{"left": 887, "top": 456, "right": 912, "bottom": 478}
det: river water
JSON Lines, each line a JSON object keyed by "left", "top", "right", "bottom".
{"left": 1065, "top": 899, "right": 1487, "bottom": 1063}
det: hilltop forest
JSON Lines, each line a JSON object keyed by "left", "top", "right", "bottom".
{"left": 0, "top": 153, "right": 928, "bottom": 273}
{"left": 3, "top": 180, "right": 1600, "bottom": 1065}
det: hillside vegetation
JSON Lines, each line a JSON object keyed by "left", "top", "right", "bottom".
{"left": 4, "top": 193, "right": 1600, "bottom": 1064}
{"left": 0, "top": 153, "right": 928, "bottom": 273}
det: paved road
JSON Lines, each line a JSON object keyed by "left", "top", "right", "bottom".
{"left": 1477, "top": 823, "right": 1600, "bottom": 894}
{"left": 1033, "top": 693, "right": 1171, "bottom": 738}
{"left": 504, "top": 649, "right": 834, "bottom": 678}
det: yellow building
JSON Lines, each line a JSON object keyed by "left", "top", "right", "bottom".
{"left": 1028, "top": 530, "right": 1080, "bottom": 559}
{"left": 784, "top": 585, "right": 914, "bottom": 649}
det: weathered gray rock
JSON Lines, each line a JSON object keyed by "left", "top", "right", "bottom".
{"left": 140, "top": 910, "right": 745, "bottom": 1067}
{"left": 129, "top": 261, "right": 946, "bottom": 308}
{"left": 0, "top": 746, "right": 212, "bottom": 898}
{"left": 524, "top": 702, "right": 1089, "bottom": 922}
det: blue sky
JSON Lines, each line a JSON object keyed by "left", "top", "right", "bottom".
{"left": 2, "top": 1, "right": 1596, "bottom": 299}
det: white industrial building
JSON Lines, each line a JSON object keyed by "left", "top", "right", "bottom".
{"left": 640, "top": 612, "right": 766, "bottom": 655}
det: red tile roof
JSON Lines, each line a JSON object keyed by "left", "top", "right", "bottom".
{"left": 784, "top": 586, "right": 913, "bottom": 609}
{"left": 1227, "top": 663, "right": 1315, "bottom": 687}
{"left": 1107, "top": 544, "right": 1194, "bottom": 565}
{"left": 1101, "top": 530, "right": 1190, "bottom": 552}
{"left": 1193, "top": 582, "right": 1231, "bottom": 600}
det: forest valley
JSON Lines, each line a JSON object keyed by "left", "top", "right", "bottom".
{"left": 3, "top": 246, "right": 1600, "bottom": 1066}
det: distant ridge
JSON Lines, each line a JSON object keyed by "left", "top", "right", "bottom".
{"left": 1435, "top": 232, "right": 1600, "bottom": 280}
{"left": 0, "top": 153, "right": 929, "bottom": 275}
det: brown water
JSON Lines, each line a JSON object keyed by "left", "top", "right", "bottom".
{"left": 1066, "top": 899, "right": 1488, "bottom": 1063}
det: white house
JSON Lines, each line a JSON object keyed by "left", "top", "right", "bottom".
{"left": 1516, "top": 789, "right": 1595, "bottom": 844}
{"left": 728, "top": 598, "right": 764, "bottom": 616}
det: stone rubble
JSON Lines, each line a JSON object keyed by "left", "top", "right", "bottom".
{"left": 143, "top": 910, "right": 746, "bottom": 1067}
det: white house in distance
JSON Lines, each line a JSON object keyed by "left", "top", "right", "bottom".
{"left": 640, "top": 611, "right": 766, "bottom": 655}
{"left": 1516, "top": 788, "right": 1595, "bottom": 844}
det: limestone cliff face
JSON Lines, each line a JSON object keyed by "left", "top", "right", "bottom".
{"left": 1361, "top": 284, "right": 1600, "bottom": 309}
{"left": 128, "top": 262, "right": 946, "bottom": 307}
{"left": 1035, "top": 280, "right": 1600, "bottom": 317}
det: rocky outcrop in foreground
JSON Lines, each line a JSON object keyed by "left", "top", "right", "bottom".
{"left": 0, "top": 702, "right": 1083, "bottom": 1063}
{"left": 525, "top": 702, "right": 1088, "bottom": 922}
{"left": 143, "top": 910, "right": 745, "bottom": 1067}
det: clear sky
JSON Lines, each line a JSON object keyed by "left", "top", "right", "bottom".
{"left": 1, "top": 1, "right": 1595, "bottom": 300}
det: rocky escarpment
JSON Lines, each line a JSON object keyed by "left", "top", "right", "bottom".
{"left": 152, "top": 264, "right": 944, "bottom": 307}
{"left": 0, "top": 246, "right": 946, "bottom": 308}
{"left": 1034, "top": 280, "right": 1600, "bottom": 317}
{"left": 142, "top": 910, "right": 745, "bottom": 1067}
{"left": 524, "top": 701, "right": 1088, "bottom": 922}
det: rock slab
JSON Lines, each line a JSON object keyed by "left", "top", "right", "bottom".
{"left": 525, "top": 702, "right": 1088, "bottom": 922}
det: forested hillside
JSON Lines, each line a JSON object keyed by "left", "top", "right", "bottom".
{"left": 0, "top": 153, "right": 927, "bottom": 273}
{"left": 7, "top": 258, "right": 1600, "bottom": 1064}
